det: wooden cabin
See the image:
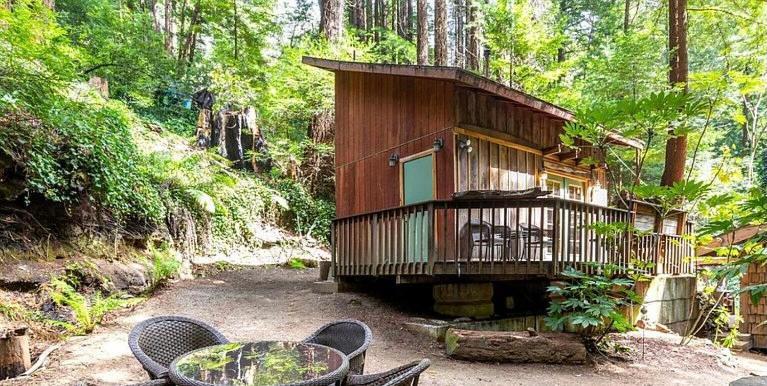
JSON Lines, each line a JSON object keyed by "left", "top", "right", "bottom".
{"left": 304, "top": 57, "right": 695, "bottom": 284}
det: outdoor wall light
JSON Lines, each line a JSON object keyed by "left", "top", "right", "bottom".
{"left": 458, "top": 138, "right": 473, "bottom": 153}
{"left": 539, "top": 171, "right": 549, "bottom": 189}
{"left": 388, "top": 153, "right": 399, "bottom": 167}
{"left": 433, "top": 137, "right": 444, "bottom": 152}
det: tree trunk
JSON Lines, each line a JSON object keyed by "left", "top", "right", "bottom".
{"left": 453, "top": 0, "right": 463, "bottom": 67}
{"left": 660, "top": 0, "right": 688, "bottom": 186}
{"left": 319, "top": 0, "right": 344, "bottom": 41}
{"left": 0, "top": 327, "right": 31, "bottom": 380}
{"left": 434, "top": 0, "right": 447, "bottom": 65}
{"left": 445, "top": 329, "right": 588, "bottom": 364}
{"left": 623, "top": 0, "right": 631, "bottom": 33}
{"left": 151, "top": 0, "right": 163, "bottom": 32}
{"left": 233, "top": 0, "right": 239, "bottom": 60}
{"left": 466, "top": 0, "right": 479, "bottom": 70}
{"left": 350, "top": 0, "right": 365, "bottom": 28}
{"left": 164, "top": 0, "right": 175, "bottom": 54}
{"left": 396, "top": 0, "right": 406, "bottom": 37}
{"left": 177, "top": 0, "right": 188, "bottom": 62}
{"left": 365, "top": 0, "right": 373, "bottom": 33}
{"left": 416, "top": 0, "right": 428, "bottom": 64}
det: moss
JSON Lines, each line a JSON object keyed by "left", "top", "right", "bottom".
{"left": 444, "top": 328, "right": 459, "bottom": 355}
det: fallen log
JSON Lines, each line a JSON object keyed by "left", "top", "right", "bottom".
{"left": 445, "top": 328, "right": 588, "bottom": 364}
{"left": 0, "top": 326, "right": 31, "bottom": 380}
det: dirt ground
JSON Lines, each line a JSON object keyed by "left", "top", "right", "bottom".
{"left": 5, "top": 266, "right": 766, "bottom": 386}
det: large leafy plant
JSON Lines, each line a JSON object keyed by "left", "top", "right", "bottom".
{"left": 545, "top": 265, "right": 638, "bottom": 349}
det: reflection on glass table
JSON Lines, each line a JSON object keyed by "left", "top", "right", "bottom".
{"left": 169, "top": 341, "right": 349, "bottom": 386}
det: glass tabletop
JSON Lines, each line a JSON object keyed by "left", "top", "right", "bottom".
{"left": 169, "top": 341, "right": 349, "bottom": 386}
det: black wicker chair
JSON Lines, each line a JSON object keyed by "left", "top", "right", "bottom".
{"left": 345, "top": 359, "right": 430, "bottom": 386}
{"left": 301, "top": 319, "right": 372, "bottom": 375}
{"left": 128, "top": 316, "right": 229, "bottom": 382}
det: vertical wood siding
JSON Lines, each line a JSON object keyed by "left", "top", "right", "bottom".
{"left": 335, "top": 72, "right": 456, "bottom": 217}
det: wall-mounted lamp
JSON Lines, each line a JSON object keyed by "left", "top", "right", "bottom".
{"left": 433, "top": 137, "right": 444, "bottom": 152}
{"left": 458, "top": 139, "right": 473, "bottom": 153}
{"left": 539, "top": 171, "right": 548, "bottom": 189}
{"left": 388, "top": 153, "right": 399, "bottom": 167}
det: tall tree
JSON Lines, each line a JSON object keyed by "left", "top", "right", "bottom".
{"left": 397, "top": 0, "right": 407, "bottom": 37}
{"left": 416, "top": 0, "right": 428, "bottom": 64}
{"left": 319, "top": 0, "right": 344, "bottom": 41}
{"left": 453, "top": 0, "right": 464, "bottom": 67}
{"left": 660, "top": 0, "right": 688, "bottom": 186}
{"left": 350, "top": 0, "right": 365, "bottom": 29}
{"left": 434, "top": 0, "right": 447, "bottom": 65}
{"left": 164, "top": 0, "right": 175, "bottom": 54}
{"left": 466, "top": 0, "right": 479, "bottom": 70}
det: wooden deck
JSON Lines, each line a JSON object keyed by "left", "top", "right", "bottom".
{"left": 331, "top": 197, "right": 695, "bottom": 280}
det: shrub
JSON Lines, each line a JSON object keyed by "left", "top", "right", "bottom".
{"left": 46, "top": 277, "right": 135, "bottom": 334}
{"left": 147, "top": 244, "right": 181, "bottom": 291}
{"left": 544, "top": 265, "right": 639, "bottom": 350}
{"left": 272, "top": 178, "right": 335, "bottom": 243}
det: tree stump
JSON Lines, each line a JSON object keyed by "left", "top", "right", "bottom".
{"left": 445, "top": 328, "right": 588, "bottom": 364}
{"left": 0, "top": 327, "right": 31, "bottom": 380}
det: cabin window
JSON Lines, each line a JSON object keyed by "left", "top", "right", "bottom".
{"left": 546, "top": 179, "right": 562, "bottom": 197}
{"left": 662, "top": 217, "right": 679, "bottom": 235}
{"left": 545, "top": 175, "right": 585, "bottom": 201}
{"left": 567, "top": 183, "right": 584, "bottom": 201}
{"left": 402, "top": 154, "right": 434, "bottom": 205}
{"left": 635, "top": 214, "right": 655, "bottom": 232}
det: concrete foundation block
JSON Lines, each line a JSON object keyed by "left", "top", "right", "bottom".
{"left": 403, "top": 319, "right": 451, "bottom": 341}
{"left": 433, "top": 282, "right": 493, "bottom": 303}
{"left": 434, "top": 302, "right": 494, "bottom": 319}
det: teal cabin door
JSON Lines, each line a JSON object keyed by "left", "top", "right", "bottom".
{"left": 402, "top": 154, "right": 434, "bottom": 263}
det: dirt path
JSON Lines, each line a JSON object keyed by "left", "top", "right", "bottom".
{"left": 5, "top": 267, "right": 765, "bottom": 386}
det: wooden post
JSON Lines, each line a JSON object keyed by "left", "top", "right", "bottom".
{"left": 0, "top": 327, "right": 31, "bottom": 380}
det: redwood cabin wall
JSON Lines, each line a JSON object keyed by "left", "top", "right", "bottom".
{"left": 454, "top": 87, "right": 562, "bottom": 149}
{"left": 335, "top": 71, "right": 457, "bottom": 217}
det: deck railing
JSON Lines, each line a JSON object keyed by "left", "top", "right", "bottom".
{"left": 331, "top": 197, "right": 695, "bottom": 278}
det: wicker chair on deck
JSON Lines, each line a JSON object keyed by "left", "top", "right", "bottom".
{"left": 128, "top": 316, "right": 229, "bottom": 384}
{"left": 301, "top": 319, "right": 372, "bottom": 375}
{"left": 345, "top": 359, "right": 431, "bottom": 386}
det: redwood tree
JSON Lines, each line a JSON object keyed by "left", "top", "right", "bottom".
{"left": 319, "top": 0, "right": 344, "bottom": 41}
{"left": 416, "top": 0, "right": 428, "bottom": 64}
{"left": 660, "top": 0, "right": 688, "bottom": 186}
{"left": 434, "top": 0, "right": 448, "bottom": 65}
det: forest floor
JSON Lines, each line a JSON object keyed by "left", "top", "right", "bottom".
{"left": 5, "top": 266, "right": 766, "bottom": 386}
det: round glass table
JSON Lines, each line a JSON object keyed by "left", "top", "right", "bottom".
{"left": 169, "top": 341, "right": 349, "bottom": 386}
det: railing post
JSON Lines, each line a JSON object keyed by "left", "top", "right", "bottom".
{"left": 330, "top": 221, "right": 337, "bottom": 280}
{"left": 427, "top": 202, "right": 436, "bottom": 275}
{"left": 552, "top": 199, "right": 559, "bottom": 275}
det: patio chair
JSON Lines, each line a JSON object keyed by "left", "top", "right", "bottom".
{"left": 459, "top": 219, "right": 517, "bottom": 261}
{"left": 345, "top": 359, "right": 431, "bottom": 386}
{"left": 519, "top": 223, "right": 553, "bottom": 261}
{"left": 128, "top": 315, "right": 229, "bottom": 382}
{"left": 301, "top": 319, "right": 372, "bottom": 375}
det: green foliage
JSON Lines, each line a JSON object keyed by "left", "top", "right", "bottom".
{"left": 46, "top": 277, "right": 136, "bottom": 334}
{"left": 272, "top": 178, "right": 335, "bottom": 243}
{"left": 545, "top": 265, "right": 638, "bottom": 347}
{"left": 147, "top": 244, "right": 181, "bottom": 290}
{"left": 286, "top": 257, "right": 307, "bottom": 270}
